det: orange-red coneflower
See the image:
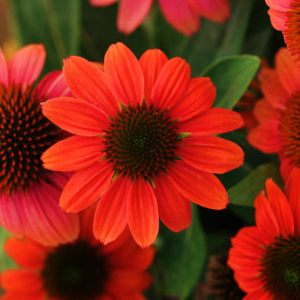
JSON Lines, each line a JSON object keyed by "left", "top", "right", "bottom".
{"left": 90, "top": 0, "right": 230, "bottom": 36}
{"left": 228, "top": 167, "right": 300, "bottom": 300}
{"left": 0, "top": 207, "right": 154, "bottom": 300}
{"left": 0, "top": 44, "right": 79, "bottom": 246}
{"left": 41, "top": 42, "right": 244, "bottom": 248}
{"left": 266, "top": 0, "right": 300, "bottom": 65}
{"left": 248, "top": 48, "right": 300, "bottom": 183}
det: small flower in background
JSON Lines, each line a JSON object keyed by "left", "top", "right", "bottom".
{"left": 0, "top": 44, "right": 79, "bottom": 246}
{"left": 265, "top": 0, "right": 300, "bottom": 66}
{"left": 228, "top": 167, "right": 300, "bottom": 300}
{"left": 247, "top": 48, "right": 300, "bottom": 184}
{"left": 0, "top": 207, "right": 155, "bottom": 300}
{"left": 41, "top": 42, "right": 244, "bottom": 248}
{"left": 196, "top": 252, "right": 245, "bottom": 300}
{"left": 90, "top": 0, "right": 230, "bottom": 36}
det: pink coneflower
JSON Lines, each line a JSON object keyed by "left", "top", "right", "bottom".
{"left": 41, "top": 43, "right": 244, "bottom": 248}
{"left": 0, "top": 44, "right": 79, "bottom": 246}
{"left": 90, "top": 0, "right": 230, "bottom": 36}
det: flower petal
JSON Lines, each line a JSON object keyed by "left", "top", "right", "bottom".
{"left": 158, "top": 0, "right": 199, "bottom": 36}
{"left": 42, "top": 135, "right": 105, "bottom": 172}
{"left": 168, "top": 77, "right": 216, "bottom": 122}
{"left": 63, "top": 56, "right": 119, "bottom": 116}
{"left": 286, "top": 167, "right": 300, "bottom": 236}
{"left": 253, "top": 99, "right": 281, "bottom": 124}
{"left": 41, "top": 97, "right": 108, "bottom": 136}
{"left": 178, "top": 108, "right": 244, "bottom": 136}
{"left": 254, "top": 191, "right": 280, "bottom": 245}
{"left": 151, "top": 57, "right": 191, "bottom": 110}
{"left": 266, "top": 178, "right": 294, "bottom": 237}
{"left": 139, "top": 49, "right": 168, "bottom": 105}
{"left": 8, "top": 44, "right": 46, "bottom": 87}
{"left": 265, "top": 0, "right": 290, "bottom": 11}
{"left": 127, "top": 178, "right": 159, "bottom": 248}
{"left": 104, "top": 43, "right": 144, "bottom": 106}
{"left": 154, "top": 172, "right": 191, "bottom": 232}
{"left": 177, "top": 136, "right": 244, "bottom": 174}
{"left": 190, "top": 0, "right": 230, "bottom": 23}
{"left": 90, "top": 0, "right": 118, "bottom": 5}
{"left": 94, "top": 176, "right": 131, "bottom": 245}
{"left": 60, "top": 161, "right": 114, "bottom": 213}
{"left": 247, "top": 121, "right": 281, "bottom": 154}
{"left": 117, "top": 0, "right": 153, "bottom": 34}
{"left": 0, "top": 47, "right": 8, "bottom": 86}
{"left": 258, "top": 68, "right": 289, "bottom": 110}
{"left": 35, "top": 70, "right": 72, "bottom": 102}
{"left": 268, "top": 9, "right": 288, "bottom": 31}
{"left": 4, "top": 238, "right": 47, "bottom": 269}
{"left": 275, "top": 48, "right": 300, "bottom": 95}
{"left": 167, "top": 161, "right": 229, "bottom": 210}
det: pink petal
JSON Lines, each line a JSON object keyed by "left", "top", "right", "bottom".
{"left": 275, "top": 48, "right": 300, "bottom": 95}
{"left": 35, "top": 70, "right": 72, "bottom": 102}
{"left": 177, "top": 136, "right": 244, "bottom": 174}
{"left": 247, "top": 121, "right": 282, "bottom": 154}
{"left": 151, "top": 57, "right": 191, "bottom": 111}
{"left": 63, "top": 56, "right": 119, "bottom": 117}
{"left": 0, "top": 47, "right": 8, "bottom": 86}
{"left": 104, "top": 43, "right": 144, "bottom": 107}
{"left": 266, "top": 178, "right": 294, "bottom": 237}
{"left": 167, "top": 161, "right": 229, "bottom": 210}
{"left": 139, "top": 49, "right": 168, "bottom": 105}
{"left": 117, "top": 0, "right": 153, "bottom": 34}
{"left": 190, "top": 0, "right": 230, "bottom": 23}
{"left": 127, "top": 178, "right": 159, "bottom": 248}
{"left": 268, "top": 9, "right": 288, "bottom": 31}
{"left": 265, "top": 0, "right": 291, "bottom": 11}
{"left": 286, "top": 167, "right": 300, "bottom": 236}
{"left": 178, "top": 108, "right": 244, "bottom": 135}
{"left": 60, "top": 161, "right": 114, "bottom": 213}
{"left": 154, "top": 172, "right": 191, "bottom": 232}
{"left": 94, "top": 176, "right": 131, "bottom": 244}
{"left": 42, "top": 135, "right": 105, "bottom": 172}
{"left": 168, "top": 77, "right": 216, "bottom": 122}
{"left": 8, "top": 44, "right": 46, "bottom": 87}
{"left": 90, "top": 0, "right": 118, "bottom": 6}
{"left": 158, "top": 0, "right": 200, "bottom": 36}
{"left": 41, "top": 97, "right": 108, "bottom": 136}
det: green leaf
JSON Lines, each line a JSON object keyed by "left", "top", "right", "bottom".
{"left": 228, "top": 162, "right": 283, "bottom": 207}
{"left": 10, "top": 0, "right": 81, "bottom": 73}
{"left": 0, "top": 227, "right": 14, "bottom": 272}
{"left": 153, "top": 205, "right": 206, "bottom": 300}
{"left": 202, "top": 55, "right": 260, "bottom": 109}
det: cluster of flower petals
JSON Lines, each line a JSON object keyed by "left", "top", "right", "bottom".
{"left": 90, "top": 0, "right": 230, "bottom": 36}
{"left": 0, "top": 44, "right": 79, "bottom": 246}
{"left": 41, "top": 42, "right": 244, "bottom": 248}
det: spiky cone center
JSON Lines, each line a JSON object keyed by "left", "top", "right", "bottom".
{"left": 205, "top": 253, "right": 245, "bottom": 300}
{"left": 284, "top": 1, "right": 300, "bottom": 64}
{"left": 260, "top": 236, "right": 300, "bottom": 299}
{"left": 0, "top": 83, "right": 59, "bottom": 195}
{"left": 103, "top": 103, "right": 182, "bottom": 182}
{"left": 41, "top": 240, "right": 109, "bottom": 300}
{"left": 279, "top": 92, "right": 300, "bottom": 167}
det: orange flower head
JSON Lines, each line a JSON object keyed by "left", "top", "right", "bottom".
{"left": 228, "top": 167, "right": 300, "bottom": 299}
{"left": 0, "top": 208, "right": 154, "bottom": 300}
{"left": 266, "top": 0, "right": 300, "bottom": 65}
{"left": 248, "top": 48, "right": 300, "bottom": 183}
{"left": 41, "top": 43, "right": 244, "bottom": 248}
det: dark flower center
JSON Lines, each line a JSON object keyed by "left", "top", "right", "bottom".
{"left": 279, "top": 92, "right": 300, "bottom": 167}
{"left": 260, "top": 236, "right": 300, "bottom": 299}
{"left": 41, "top": 240, "right": 109, "bottom": 300}
{"left": 103, "top": 103, "right": 182, "bottom": 182}
{"left": 0, "top": 83, "right": 59, "bottom": 194}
